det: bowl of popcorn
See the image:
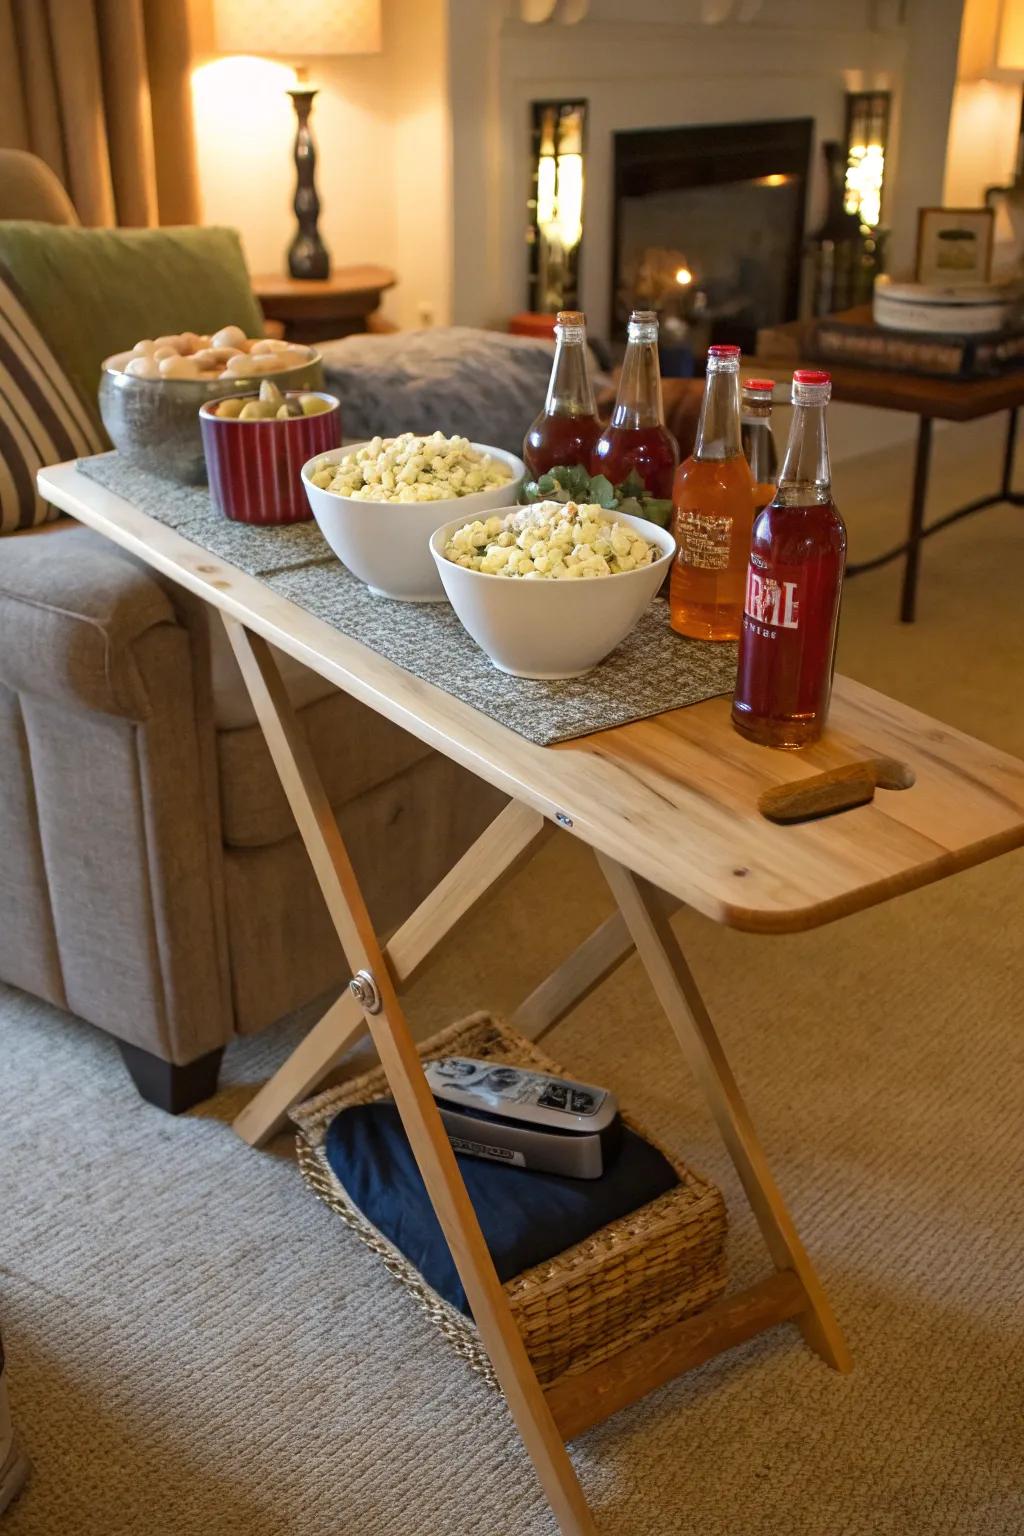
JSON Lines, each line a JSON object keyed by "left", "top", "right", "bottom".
{"left": 302, "top": 432, "right": 524, "bottom": 601}
{"left": 100, "top": 325, "right": 324, "bottom": 484}
{"left": 429, "top": 500, "right": 675, "bottom": 678}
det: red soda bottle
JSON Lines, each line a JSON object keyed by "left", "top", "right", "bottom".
{"left": 523, "top": 311, "right": 602, "bottom": 478}
{"left": 731, "top": 370, "right": 847, "bottom": 749}
{"left": 590, "top": 310, "right": 679, "bottom": 497}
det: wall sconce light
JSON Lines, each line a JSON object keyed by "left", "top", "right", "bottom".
{"left": 843, "top": 89, "right": 890, "bottom": 230}
{"left": 528, "top": 100, "right": 587, "bottom": 313}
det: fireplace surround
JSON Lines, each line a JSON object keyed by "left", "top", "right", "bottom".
{"left": 611, "top": 117, "right": 814, "bottom": 355}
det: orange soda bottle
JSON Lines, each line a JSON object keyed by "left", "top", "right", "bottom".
{"left": 669, "top": 344, "right": 755, "bottom": 641}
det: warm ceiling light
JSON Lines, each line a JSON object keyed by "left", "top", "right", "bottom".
{"left": 675, "top": 266, "right": 693, "bottom": 285}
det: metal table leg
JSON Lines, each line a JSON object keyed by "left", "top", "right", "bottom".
{"left": 847, "top": 406, "right": 1022, "bottom": 623}
{"left": 1000, "top": 406, "right": 1018, "bottom": 498}
{"left": 899, "top": 416, "right": 933, "bottom": 625}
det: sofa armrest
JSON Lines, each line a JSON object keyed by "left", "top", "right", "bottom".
{"left": 0, "top": 526, "right": 177, "bottom": 719}
{"left": 0, "top": 522, "right": 234, "bottom": 1070}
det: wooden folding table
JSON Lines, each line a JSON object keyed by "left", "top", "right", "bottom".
{"left": 39, "top": 460, "right": 1024, "bottom": 1536}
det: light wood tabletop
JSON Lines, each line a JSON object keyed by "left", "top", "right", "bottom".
{"left": 38, "top": 461, "right": 1024, "bottom": 937}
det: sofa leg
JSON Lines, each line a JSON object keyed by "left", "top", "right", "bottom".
{"left": 117, "top": 1040, "right": 225, "bottom": 1114}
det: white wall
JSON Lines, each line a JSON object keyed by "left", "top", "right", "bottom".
{"left": 945, "top": 78, "right": 1020, "bottom": 208}
{"left": 387, "top": 0, "right": 452, "bottom": 329}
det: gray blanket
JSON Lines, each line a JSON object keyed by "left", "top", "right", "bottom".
{"left": 319, "top": 327, "right": 562, "bottom": 456}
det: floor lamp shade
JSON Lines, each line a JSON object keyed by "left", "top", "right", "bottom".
{"left": 214, "top": 0, "right": 382, "bottom": 57}
{"left": 213, "top": 1, "right": 382, "bottom": 280}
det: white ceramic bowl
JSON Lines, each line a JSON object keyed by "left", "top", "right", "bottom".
{"left": 301, "top": 441, "right": 526, "bottom": 601}
{"left": 429, "top": 508, "right": 676, "bottom": 679}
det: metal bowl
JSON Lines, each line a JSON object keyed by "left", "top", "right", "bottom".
{"left": 98, "top": 349, "right": 326, "bottom": 484}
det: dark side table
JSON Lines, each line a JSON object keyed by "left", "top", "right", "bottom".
{"left": 253, "top": 266, "right": 397, "bottom": 345}
{"left": 754, "top": 325, "right": 1024, "bottom": 623}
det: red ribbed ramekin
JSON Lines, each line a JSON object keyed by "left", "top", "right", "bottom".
{"left": 200, "top": 393, "right": 342, "bottom": 523}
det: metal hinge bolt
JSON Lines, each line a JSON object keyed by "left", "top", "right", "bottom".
{"left": 349, "top": 969, "right": 382, "bottom": 1014}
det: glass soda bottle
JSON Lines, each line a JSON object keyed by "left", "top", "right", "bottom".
{"left": 669, "top": 344, "right": 754, "bottom": 641}
{"left": 731, "top": 370, "right": 847, "bottom": 749}
{"left": 590, "top": 310, "right": 679, "bottom": 497}
{"left": 523, "top": 310, "right": 602, "bottom": 478}
{"left": 741, "top": 378, "right": 778, "bottom": 515}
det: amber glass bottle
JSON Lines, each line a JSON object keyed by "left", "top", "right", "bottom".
{"left": 590, "top": 310, "right": 679, "bottom": 497}
{"left": 523, "top": 311, "right": 602, "bottom": 478}
{"left": 731, "top": 370, "right": 847, "bottom": 749}
{"left": 670, "top": 344, "right": 754, "bottom": 641}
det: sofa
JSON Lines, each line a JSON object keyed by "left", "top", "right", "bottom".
{"left": 0, "top": 152, "right": 509, "bottom": 1112}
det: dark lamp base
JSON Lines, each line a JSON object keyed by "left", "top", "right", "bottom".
{"left": 288, "top": 238, "right": 330, "bottom": 281}
{"left": 286, "top": 85, "right": 331, "bottom": 282}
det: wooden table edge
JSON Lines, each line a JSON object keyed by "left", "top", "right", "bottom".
{"left": 37, "top": 460, "right": 1024, "bottom": 938}
{"left": 749, "top": 354, "right": 1024, "bottom": 422}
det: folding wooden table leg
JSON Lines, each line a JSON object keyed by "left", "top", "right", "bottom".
{"left": 597, "top": 853, "right": 853, "bottom": 1374}
{"left": 510, "top": 890, "right": 680, "bottom": 1043}
{"left": 232, "top": 787, "right": 550, "bottom": 1144}
{"left": 223, "top": 618, "right": 598, "bottom": 1535}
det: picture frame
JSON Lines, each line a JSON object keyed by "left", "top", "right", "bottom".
{"left": 914, "top": 206, "right": 995, "bottom": 286}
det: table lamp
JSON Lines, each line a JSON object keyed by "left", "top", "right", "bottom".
{"left": 214, "top": 0, "right": 382, "bottom": 280}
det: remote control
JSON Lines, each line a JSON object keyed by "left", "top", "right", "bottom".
{"left": 424, "top": 1057, "right": 620, "bottom": 1179}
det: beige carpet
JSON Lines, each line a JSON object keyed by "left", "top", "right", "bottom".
{"left": 2, "top": 416, "right": 1023, "bottom": 1536}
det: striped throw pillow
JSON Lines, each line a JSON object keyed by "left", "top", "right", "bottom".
{"left": 0, "top": 265, "right": 105, "bottom": 533}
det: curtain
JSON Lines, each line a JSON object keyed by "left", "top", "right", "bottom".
{"left": 0, "top": 0, "right": 201, "bottom": 226}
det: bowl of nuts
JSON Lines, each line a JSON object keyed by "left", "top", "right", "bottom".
{"left": 100, "top": 325, "right": 324, "bottom": 484}
{"left": 302, "top": 432, "right": 524, "bottom": 601}
{"left": 200, "top": 383, "right": 341, "bottom": 524}
{"left": 429, "top": 500, "right": 675, "bottom": 678}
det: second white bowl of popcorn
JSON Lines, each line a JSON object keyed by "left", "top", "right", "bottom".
{"left": 430, "top": 501, "right": 676, "bottom": 678}
{"left": 302, "top": 433, "right": 525, "bottom": 600}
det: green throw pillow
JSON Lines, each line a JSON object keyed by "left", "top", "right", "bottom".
{"left": 0, "top": 223, "right": 264, "bottom": 432}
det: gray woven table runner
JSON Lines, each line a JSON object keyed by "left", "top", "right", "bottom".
{"left": 78, "top": 453, "right": 737, "bottom": 747}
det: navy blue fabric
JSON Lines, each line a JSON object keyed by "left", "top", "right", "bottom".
{"left": 323, "top": 1101, "right": 679, "bottom": 1317}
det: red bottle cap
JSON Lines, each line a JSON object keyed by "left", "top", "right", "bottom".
{"left": 743, "top": 379, "right": 776, "bottom": 391}
{"left": 793, "top": 369, "right": 831, "bottom": 385}
{"left": 708, "top": 344, "right": 741, "bottom": 356}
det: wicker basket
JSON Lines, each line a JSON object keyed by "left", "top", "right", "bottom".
{"left": 291, "top": 1013, "right": 728, "bottom": 1389}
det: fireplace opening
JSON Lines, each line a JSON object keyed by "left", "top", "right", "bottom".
{"left": 612, "top": 118, "right": 813, "bottom": 363}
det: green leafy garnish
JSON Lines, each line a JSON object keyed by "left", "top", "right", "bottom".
{"left": 587, "top": 474, "right": 616, "bottom": 508}
{"left": 520, "top": 462, "right": 673, "bottom": 527}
